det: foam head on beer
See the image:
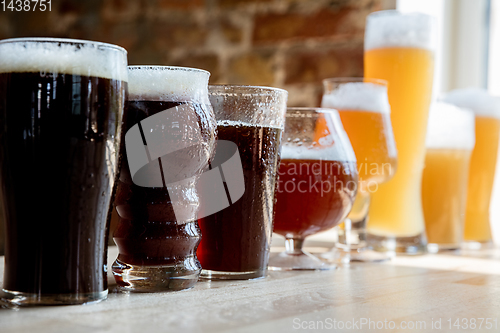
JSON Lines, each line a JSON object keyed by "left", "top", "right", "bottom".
{"left": 364, "top": 10, "right": 437, "bottom": 51}
{"left": 128, "top": 66, "right": 210, "bottom": 104}
{"left": 321, "top": 82, "right": 390, "bottom": 114}
{"left": 426, "top": 102, "right": 475, "bottom": 150}
{"left": 281, "top": 110, "right": 357, "bottom": 164}
{"left": 441, "top": 88, "right": 500, "bottom": 119}
{"left": 0, "top": 37, "right": 128, "bottom": 81}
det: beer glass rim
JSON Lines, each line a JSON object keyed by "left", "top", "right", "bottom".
{"left": 286, "top": 107, "right": 339, "bottom": 117}
{"left": 322, "top": 77, "right": 387, "bottom": 86}
{"left": 367, "top": 9, "right": 433, "bottom": 19}
{"left": 0, "top": 37, "right": 127, "bottom": 53}
{"left": 128, "top": 65, "right": 210, "bottom": 77}
{"left": 209, "top": 84, "right": 288, "bottom": 97}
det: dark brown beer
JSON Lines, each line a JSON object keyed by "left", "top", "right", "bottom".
{"left": 0, "top": 71, "right": 126, "bottom": 295}
{"left": 197, "top": 122, "right": 282, "bottom": 275}
{"left": 273, "top": 159, "right": 357, "bottom": 238}
{"left": 113, "top": 101, "right": 212, "bottom": 266}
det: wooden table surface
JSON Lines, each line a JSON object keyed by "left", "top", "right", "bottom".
{"left": 1, "top": 244, "right": 500, "bottom": 333}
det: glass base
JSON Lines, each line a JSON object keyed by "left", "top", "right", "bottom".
{"left": 199, "top": 269, "right": 266, "bottom": 280}
{"left": 367, "top": 233, "right": 427, "bottom": 255}
{"left": 0, "top": 289, "right": 107, "bottom": 307}
{"left": 427, "top": 243, "right": 461, "bottom": 253}
{"left": 112, "top": 259, "right": 200, "bottom": 292}
{"left": 321, "top": 247, "right": 391, "bottom": 263}
{"left": 268, "top": 250, "right": 337, "bottom": 271}
{"left": 461, "top": 240, "right": 494, "bottom": 250}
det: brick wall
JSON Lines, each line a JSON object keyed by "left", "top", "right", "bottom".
{"left": 0, "top": 0, "right": 395, "bottom": 106}
{"left": 0, "top": 0, "right": 396, "bottom": 253}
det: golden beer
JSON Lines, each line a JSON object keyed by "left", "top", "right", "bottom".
{"left": 442, "top": 88, "right": 500, "bottom": 247}
{"left": 421, "top": 102, "right": 475, "bottom": 252}
{"left": 422, "top": 149, "right": 471, "bottom": 249}
{"left": 463, "top": 116, "right": 500, "bottom": 242}
{"left": 364, "top": 11, "right": 435, "bottom": 252}
{"left": 337, "top": 109, "right": 397, "bottom": 186}
{"left": 321, "top": 79, "right": 397, "bottom": 261}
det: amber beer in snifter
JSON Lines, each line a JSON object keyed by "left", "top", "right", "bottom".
{"left": 270, "top": 108, "right": 358, "bottom": 270}
{"left": 442, "top": 89, "right": 500, "bottom": 248}
{"left": 113, "top": 66, "right": 216, "bottom": 291}
{"left": 364, "top": 11, "right": 436, "bottom": 254}
{"left": 0, "top": 38, "right": 128, "bottom": 305}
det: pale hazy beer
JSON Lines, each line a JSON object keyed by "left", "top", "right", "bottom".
{"left": 321, "top": 78, "right": 397, "bottom": 262}
{"left": 442, "top": 89, "right": 500, "bottom": 247}
{"left": 421, "top": 103, "right": 475, "bottom": 252}
{"left": 364, "top": 11, "right": 436, "bottom": 253}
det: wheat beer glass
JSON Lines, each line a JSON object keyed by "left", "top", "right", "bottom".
{"left": 422, "top": 102, "right": 475, "bottom": 253}
{"left": 269, "top": 108, "right": 358, "bottom": 270}
{"left": 112, "top": 67, "right": 216, "bottom": 291}
{"left": 0, "top": 38, "right": 127, "bottom": 305}
{"left": 321, "top": 78, "right": 397, "bottom": 262}
{"left": 442, "top": 89, "right": 500, "bottom": 249}
{"left": 364, "top": 11, "right": 436, "bottom": 254}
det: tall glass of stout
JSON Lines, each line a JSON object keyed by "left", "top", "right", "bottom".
{"left": 112, "top": 66, "right": 216, "bottom": 291}
{"left": 196, "top": 85, "right": 287, "bottom": 280}
{"left": 0, "top": 38, "right": 128, "bottom": 306}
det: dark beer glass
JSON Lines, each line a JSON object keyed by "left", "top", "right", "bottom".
{"left": 197, "top": 85, "right": 287, "bottom": 280}
{"left": 0, "top": 38, "right": 128, "bottom": 305}
{"left": 112, "top": 66, "right": 216, "bottom": 292}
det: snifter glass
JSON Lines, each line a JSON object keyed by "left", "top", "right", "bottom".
{"left": 269, "top": 107, "right": 358, "bottom": 270}
{"left": 321, "top": 78, "right": 397, "bottom": 263}
{"left": 197, "top": 84, "right": 287, "bottom": 280}
{"left": 0, "top": 38, "right": 128, "bottom": 306}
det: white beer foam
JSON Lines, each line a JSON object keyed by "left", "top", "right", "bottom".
{"left": 128, "top": 66, "right": 210, "bottom": 104}
{"left": 280, "top": 145, "right": 356, "bottom": 163}
{"left": 217, "top": 119, "right": 280, "bottom": 130}
{"left": 426, "top": 102, "right": 475, "bottom": 150}
{"left": 321, "top": 82, "right": 390, "bottom": 114}
{"left": 365, "top": 10, "right": 436, "bottom": 51}
{"left": 441, "top": 88, "right": 500, "bottom": 119}
{"left": 0, "top": 38, "right": 128, "bottom": 81}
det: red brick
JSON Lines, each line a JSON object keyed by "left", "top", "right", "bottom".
{"left": 221, "top": 19, "right": 244, "bottom": 44}
{"left": 284, "top": 43, "right": 364, "bottom": 85}
{"left": 101, "top": 0, "right": 141, "bottom": 23}
{"left": 228, "top": 51, "right": 276, "bottom": 86}
{"left": 253, "top": 7, "right": 364, "bottom": 44}
{"left": 158, "top": 0, "right": 205, "bottom": 10}
{"left": 153, "top": 23, "right": 208, "bottom": 48}
{"left": 168, "top": 54, "right": 221, "bottom": 83}
{"left": 219, "top": 0, "right": 272, "bottom": 7}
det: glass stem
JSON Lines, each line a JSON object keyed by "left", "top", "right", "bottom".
{"left": 284, "top": 237, "right": 304, "bottom": 255}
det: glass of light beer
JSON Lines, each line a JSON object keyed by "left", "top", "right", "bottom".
{"left": 442, "top": 88, "right": 500, "bottom": 249}
{"left": 321, "top": 78, "right": 397, "bottom": 262}
{"left": 196, "top": 85, "right": 287, "bottom": 279}
{"left": 364, "top": 11, "right": 436, "bottom": 254}
{"left": 0, "top": 38, "right": 128, "bottom": 305}
{"left": 112, "top": 66, "right": 216, "bottom": 291}
{"left": 422, "top": 102, "right": 475, "bottom": 253}
{"left": 269, "top": 107, "right": 358, "bottom": 270}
